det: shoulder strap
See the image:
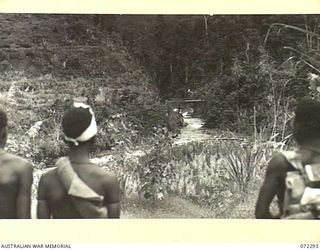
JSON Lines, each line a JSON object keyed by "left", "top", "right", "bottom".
{"left": 280, "top": 150, "right": 304, "bottom": 171}
{"left": 56, "top": 157, "right": 108, "bottom": 218}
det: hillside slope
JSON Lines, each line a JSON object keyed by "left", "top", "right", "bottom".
{"left": 0, "top": 14, "right": 180, "bottom": 165}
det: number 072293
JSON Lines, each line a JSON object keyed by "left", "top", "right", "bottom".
{"left": 300, "top": 244, "right": 319, "bottom": 248}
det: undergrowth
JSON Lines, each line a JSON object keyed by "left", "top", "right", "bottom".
{"left": 95, "top": 137, "right": 279, "bottom": 216}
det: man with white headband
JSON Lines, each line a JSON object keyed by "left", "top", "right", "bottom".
{"left": 37, "top": 103, "right": 120, "bottom": 218}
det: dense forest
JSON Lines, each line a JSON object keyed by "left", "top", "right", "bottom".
{"left": 97, "top": 15, "right": 320, "bottom": 138}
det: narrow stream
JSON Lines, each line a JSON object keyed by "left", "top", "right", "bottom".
{"left": 173, "top": 117, "right": 211, "bottom": 145}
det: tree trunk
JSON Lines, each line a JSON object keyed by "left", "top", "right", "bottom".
{"left": 253, "top": 105, "right": 257, "bottom": 143}
{"left": 203, "top": 16, "right": 209, "bottom": 46}
{"left": 185, "top": 61, "right": 188, "bottom": 86}
{"left": 245, "top": 43, "right": 250, "bottom": 63}
{"left": 170, "top": 54, "right": 174, "bottom": 86}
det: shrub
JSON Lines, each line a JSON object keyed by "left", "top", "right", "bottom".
{"left": 116, "top": 138, "right": 270, "bottom": 207}
{"left": 220, "top": 142, "right": 264, "bottom": 193}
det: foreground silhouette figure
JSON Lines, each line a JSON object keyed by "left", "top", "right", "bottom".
{"left": 0, "top": 108, "right": 33, "bottom": 219}
{"left": 256, "top": 98, "right": 320, "bottom": 219}
{"left": 37, "top": 103, "right": 120, "bottom": 218}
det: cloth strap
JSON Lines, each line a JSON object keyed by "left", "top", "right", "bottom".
{"left": 56, "top": 157, "right": 107, "bottom": 218}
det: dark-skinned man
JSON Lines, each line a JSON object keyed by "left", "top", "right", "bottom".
{"left": 37, "top": 103, "right": 120, "bottom": 219}
{"left": 255, "top": 98, "right": 320, "bottom": 219}
{"left": 0, "top": 108, "right": 33, "bottom": 219}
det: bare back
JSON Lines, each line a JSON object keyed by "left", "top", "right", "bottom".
{"left": 0, "top": 150, "right": 33, "bottom": 219}
{"left": 37, "top": 162, "right": 120, "bottom": 218}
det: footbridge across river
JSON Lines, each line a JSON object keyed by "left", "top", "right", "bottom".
{"left": 165, "top": 99, "right": 205, "bottom": 116}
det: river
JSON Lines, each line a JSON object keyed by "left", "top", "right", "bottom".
{"left": 173, "top": 117, "right": 211, "bottom": 145}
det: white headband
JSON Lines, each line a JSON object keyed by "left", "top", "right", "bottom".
{"left": 64, "top": 102, "right": 97, "bottom": 146}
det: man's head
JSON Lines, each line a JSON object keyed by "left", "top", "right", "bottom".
{"left": 0, "top": 108, "right": 7, "bottom": 148}
{"left": 293, "top": 98, "right": 320, "bottom": 145}
{"left": 62, "top": 103, "right": 97, "bottom": 148}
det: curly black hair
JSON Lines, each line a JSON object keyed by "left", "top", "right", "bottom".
{"left": 293, "top": 98, "right": 320, "bottom": 145}
{"left": 62, "top": 106, "right": 92, "bottom": 139}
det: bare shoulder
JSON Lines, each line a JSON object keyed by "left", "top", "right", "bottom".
{"left": 99, "top": 169, "right": 120, "bottom": 200}
{"left": 267, "top": 151, "right": 293, "bottom": 173}
{"left": 3, "top": 152, "right": 33, "bottom": 174}
{"left": 103, "top": 170, "right": 118, "bottom": 184}
{"left": 269, "top": 152, "right": 287, "bottom": 166}
{"left": 91, "top": 166, "right": 118, "bottom": 187}
{"left": 39, "top": 167, "right": 58, "bottom": 186}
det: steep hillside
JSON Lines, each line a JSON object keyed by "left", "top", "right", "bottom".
{"left": 0, "top": 14, "right": 180, "bottom": 165}
{"left": 0, "top": 14, "right": 129, "bottom": 76}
